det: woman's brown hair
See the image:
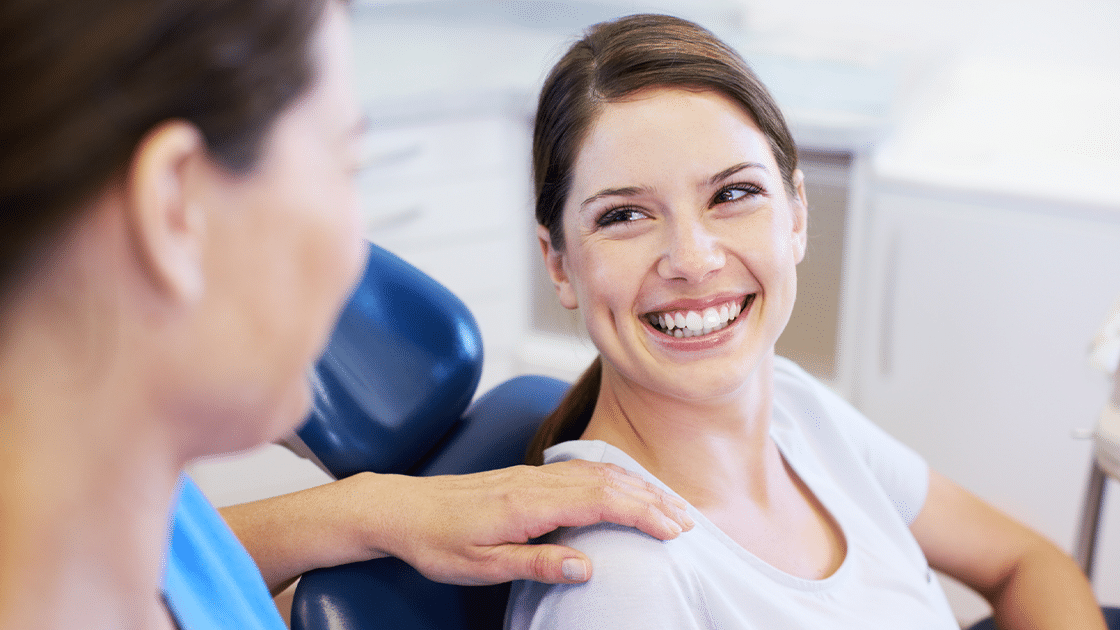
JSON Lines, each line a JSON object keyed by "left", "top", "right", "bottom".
{"left": 526, "top": 14, "right": 799, "bottom": 465}
{"left": 0, "top": 0, "right": 327, "bottom": 308}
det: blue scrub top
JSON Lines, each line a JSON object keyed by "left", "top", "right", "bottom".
{"left": 162, "top": 475, "right": 287, "bottom": 630}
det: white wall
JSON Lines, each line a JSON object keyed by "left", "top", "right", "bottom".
{"left": 737, "top": 0, "right": 1120, "bottom": 71}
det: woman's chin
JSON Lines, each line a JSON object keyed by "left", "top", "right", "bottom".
{"left": 622, "top": 345, "right": 774, "bottom": 403}
{"left": 198, "top": 380, "right": 314, "bottom": 459}
{"left": 263, "top": 380, "right": 315, "bottom": 443}
{"left": 664, "top": 375, "right": 751, "bottom": 404}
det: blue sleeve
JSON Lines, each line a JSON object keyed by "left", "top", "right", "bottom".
{"left": 162, "top": 475, "right": 287, "bottom": 630}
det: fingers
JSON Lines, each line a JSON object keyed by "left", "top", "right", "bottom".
{"left": 383, "top": 462, "right": 694, "bottom": 587}
{"left": 496, "top": 544, "right": 593, "bottom": 585}
{"left": 541, "top": 460, "right": 694, "bottom": 541}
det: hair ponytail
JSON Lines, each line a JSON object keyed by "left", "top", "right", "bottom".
{"left": 526, "top": 356, "right": 601, "bottom": 465}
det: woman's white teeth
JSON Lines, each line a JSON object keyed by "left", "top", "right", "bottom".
{"left": 650, "top": 299, "right": 745, "bottom": 338}
{"left": 686, "top": 311, "right": 704, "bottom": 331}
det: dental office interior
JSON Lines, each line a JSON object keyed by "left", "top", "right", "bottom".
{"left": 188, "top": 0, "right": 1120, "bottom": 625}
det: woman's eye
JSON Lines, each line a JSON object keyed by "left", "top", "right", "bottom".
{"left": 713, "top": 184, "right": 763, "bottom": 204}
{"left": 597, "top": 207, "right": 645, "bottom": 227}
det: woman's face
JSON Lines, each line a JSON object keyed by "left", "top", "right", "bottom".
{"left": 543, "top": 87, "right": 807, "bottom": 403}
{"left": 185, "top": 1, "right": 366, "bottom": 451}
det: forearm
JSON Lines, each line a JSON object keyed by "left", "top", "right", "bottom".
{"left": 219, "top": 472, "right": 390, "bottom": 593}
{"left": 913, "top": 472, "right": 1106, "bottom": 630}
{"left": 985, "top": 542, "right": 1106, "bottom": 630}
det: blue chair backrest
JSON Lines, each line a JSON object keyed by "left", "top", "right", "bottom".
{"left": 292, "top": 376, "right": 568, "bottom": 630}
{"left": 297, "top": 241, "right": 484, "bottom": 479}
{"left": 290, "top": 241, "right": 569, "bottom": 630}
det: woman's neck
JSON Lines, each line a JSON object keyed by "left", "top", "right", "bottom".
{"left": 0, "top": 305, "right": 182, "bottom": 630}
{"left": 581, "top": 353, "right": 778, "bottom": 510}
{"left": 583, "top": 354, "right": 847, "bottom": 580}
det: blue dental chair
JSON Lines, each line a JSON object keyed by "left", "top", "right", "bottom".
{"left": 289, "top": 241, "right": 569, "bottom": 630}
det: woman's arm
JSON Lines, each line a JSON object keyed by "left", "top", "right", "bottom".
{"left": 910, "top": 470, "right": 1106, "bottom": 629}
{"left": 219, "top": 459, "right": 693, "bottom": 594}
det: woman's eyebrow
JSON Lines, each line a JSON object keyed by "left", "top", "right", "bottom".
{"left": 708, "top": 162, "right": 767, "bottom": 185}
{"left": 580, "top": 185, "right": 651, "bottom": 210}
{"left": 578, "top": 164, "right": 767, "bottom": 210}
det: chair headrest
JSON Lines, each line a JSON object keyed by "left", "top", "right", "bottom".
{"left": 418, "top": 374, "right": 569, "bottom": 477}
{"left": 297, "top": 242, "right": 483, "bottom": 478}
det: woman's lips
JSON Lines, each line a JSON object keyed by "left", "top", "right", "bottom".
{"left": 645, "top": 295, "right": 754, "bottom": 338}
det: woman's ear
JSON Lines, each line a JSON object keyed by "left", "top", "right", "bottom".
{"left": 790, "top": 169, "right": 809, "bottom": 264}
{"left": 538, "top": 224, "right": 578, "bottom": 310}
{"left": 124, "top": 120, "right": 208, "bottom": 305}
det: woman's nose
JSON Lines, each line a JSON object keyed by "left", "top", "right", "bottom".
{"left": 658, "top": 220, "right": 725, "bottom": 282}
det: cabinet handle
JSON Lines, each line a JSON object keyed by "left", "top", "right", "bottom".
{"left": 365, "top": 205, "right": 423, "bottom": 232}
{"left": 878, "top": 228, "right": 900, "bottom": 377}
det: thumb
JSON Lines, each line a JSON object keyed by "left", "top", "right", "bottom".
{"left": 499, "top": 544, "right": 592, "bottom": 584}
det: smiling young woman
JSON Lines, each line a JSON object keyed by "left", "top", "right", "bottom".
{"left": 511, "top": 14, "right": 1107, "bottom": 630}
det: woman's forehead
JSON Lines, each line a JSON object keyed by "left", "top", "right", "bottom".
{"left": 572, "top": 88, "right": 775, "bottom": 188}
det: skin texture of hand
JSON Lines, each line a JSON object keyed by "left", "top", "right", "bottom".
{"left": 370, "top": 459, "right": 696, "bottom": 585}
{"left": 220, "top": 459, "right": 694, "bottom": 593}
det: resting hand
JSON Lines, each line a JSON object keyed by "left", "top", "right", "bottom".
{"left": 360, "top": 460, "right": 694, "bottom": 585}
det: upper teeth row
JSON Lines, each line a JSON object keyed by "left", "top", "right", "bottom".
{"left": 649, "top": 300, "right": 742, "bottom": 335}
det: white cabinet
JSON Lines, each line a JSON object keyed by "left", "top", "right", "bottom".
{"left": 857, "top": 189, "right": 1120, "bottom": 528}
{"left": 853, "top": 185, "right": 1120, "bottom": 619}
{"left": 850, "top": 58, "right": 1120, "bottom": 622}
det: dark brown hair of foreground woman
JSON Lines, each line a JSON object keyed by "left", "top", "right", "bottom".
{"left": 527, "top": 14, "right": 797, "bottom": 465}
{"left": 1, "top": 0, "right": 325, "bottom": 626}
{"left": 0, "top": 0, "right": 322, "bottom": 308}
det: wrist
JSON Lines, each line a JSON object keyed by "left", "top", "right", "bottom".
{"left": 332, "top": 471, "right": 402, "bottom": 564}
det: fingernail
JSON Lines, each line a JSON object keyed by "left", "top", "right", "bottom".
{"left": 680, "top": 512, "right": 695, "bottom": 529}
{"left": 562, "top": 558, "right": 589, "bottom": 581}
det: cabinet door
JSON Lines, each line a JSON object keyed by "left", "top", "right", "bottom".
{"left": 857, "top": 190, "right": 1120, "bottom": 545}
{"left": 855, "top": 191, "right": 1120, "bottom": 618}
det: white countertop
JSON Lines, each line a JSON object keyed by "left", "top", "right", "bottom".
{"left": 349, "top": 2, "right": 902, "bottom": 151}
{"left": 873, "top": 58, "right": 1120, "bottom": 211}
{"left": 349, "top": 2, "right": 1120, "bottom": 214}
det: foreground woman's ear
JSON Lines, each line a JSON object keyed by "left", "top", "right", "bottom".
{"left": 538, "top": 224, "right": 578, "bottom": 310}
{"left": 123, "top": 119, "right": 209, "bottom": 305}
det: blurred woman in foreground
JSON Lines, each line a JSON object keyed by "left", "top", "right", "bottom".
{"left": 0, "top": 2, "right": 691, "bottom": 627}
